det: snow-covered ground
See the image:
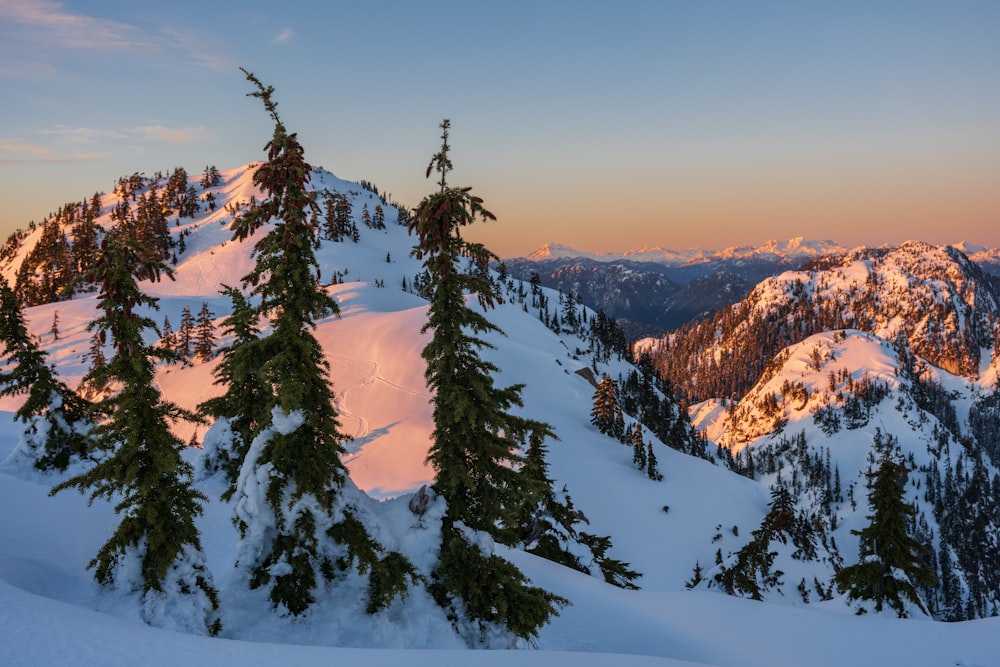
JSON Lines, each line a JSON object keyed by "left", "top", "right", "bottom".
{"left": 1, "top": 166, "right": 998, "bottom": 666}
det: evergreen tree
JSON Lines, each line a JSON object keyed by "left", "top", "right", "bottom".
{"left": 178, "top": 306, "right": 195, "bottom": 358}
{"left": 51, "top": 235, "right": 220, "bottom": 635}
{"left": 72, "top": 193, "right": 102, "bottom": 275}
{"left": 0, "top": 278, "right": 93, "bottom": 471}
{"left": 409, "top": 119, "right": 566, "bottom": 643}
{"left": 160, "top": 316, "right": 175, "bottom": 351}
{"left": 714, "top": 486, "right": 796, "bottom": 600}
{"left": 646, "top": 442, "right": 663, "bottom": 481}
{"left": 198, "top": 286, "right": 272, "bottom": 498}
{"left": 629, "top": 422, "right": 647, "bottom": 470}
{"left": 200, "top": 165, "right": 222, "bottom": 188}
{"left": 835, "top": 439, "right": 937, "bottom": 617}
{"left": 591, "top": 374, "right": 623, "bottom": 438}
{"left": 518, "top": 429, "right": 640, "bottom": 590}
{"left": 227, "top": 70, "right": 415, "bottom": 617}
{"left": 193, "top": 301, "right": 216, "bottom": 362}
{"left": 685, "top": 561, "right": 705, "bottom": 589}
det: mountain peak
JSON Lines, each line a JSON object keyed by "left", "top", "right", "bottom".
{"left": 526, "top": 242, "right": 580, "bottom": 260}
{"left": 520, "top": 238, "right": 850, "bottom": 266}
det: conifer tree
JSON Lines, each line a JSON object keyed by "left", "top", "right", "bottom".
{"left": 160, "top": 316, "right": 175, "bottom": 351}
{"left": 409, "top": 119, "right": 566, "bottom": 643}
{"left": 0, "top": 278, "right": 92, "bottom": 471}
{"left": 629, "top": 422, "right": 647, "bottom": 470}
{"left": 685, "top": 561, "right": 705, "bottom": 589}
{"left": 227, "top": 70, "right": 415, "bottom": 617}
{"left": 835, "top": 439, "right": 936, "bottom": 617}
{"left": 715, "top": 486, "right": 796, "bottom": 600}
{"left": 646, "top": 442, "right": 663, "bottom": 481}
{"left": 591, "top": 374, "right": 622, "bottom": 438}
{"left": 198, "top": 286, "right": 272, "bottom": 498}
{"left": 193, "top": 301, "right": 215, "bottom": 362}
{"left": 51, "top": 235, "right": 220, "bottom": 635}
{"left": 519, "top": 429, "right": 640, "bottom": 590}
{"left": 178, "top": 306, "right": 195, "bottom": 358}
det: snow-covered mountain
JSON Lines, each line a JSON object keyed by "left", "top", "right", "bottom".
{"left": 648, "top": 241, "right": 1000, "bottom": 401}
{"left": 644, "top": 240, "right": 1000, "bottom": 619}
{"left": 507, "top": 239, "right": 850, "bottom": 334}
{"left": 0, "top": 164, "right": 998, "bottom": 666}
{"left": 525, "top": 237, "right": 848, "bottom": 266}
{"left": 510, "top": 239, "right": 1000, "bottom": 335}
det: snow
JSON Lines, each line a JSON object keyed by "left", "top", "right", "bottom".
{"left": 1, "top": 166, "right": 999, "bottom": 666}
{"left": 524, "top": 238, "right": 852, "bottom": 266}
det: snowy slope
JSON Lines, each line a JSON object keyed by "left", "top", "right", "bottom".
{"left": 1, "top": 165, "right": 999, "bottom": 665}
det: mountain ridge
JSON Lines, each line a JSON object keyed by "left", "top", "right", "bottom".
{"left": 525, "top": 237, "right": 850, "bottom": 266}
{"left": 1, "top": 159, "right": 999, "bottom": 664}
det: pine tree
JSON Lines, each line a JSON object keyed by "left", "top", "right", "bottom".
{"left": 518, "top": 429, "right": 641, "bottom": 590}
{"left": 51, "top": 235, "right": 220, "bottom": 635}
{"left": 835, "top": 439, "right": 937, "bottom": 617}
{"left": 178, "top": 306, "right": 195, "bottom": 358}
{"left": 591, "top": 374, "right": 622, "bottom": 438}
{"left": 160, "top": 316, "right": 175, "bottom": 351}
{"left": 410, "top": 119, "right": 566, "bottom": 643}
{"left": 193, "top": 302, "right": 215, "bottom": 362}
{"left": 714, "top": 486, "right": 795, "bottom": 600}
{"left": 685, "top": 561, "right": 705, "bottom": 589}
{"left": 198, "top": 286, "right": 272, "bottom": 498}
{"left": 646, "top": 442, "right": 664, "bottom": 481}
{"left": 629, "top": 422, "right": 647, "bottom": 470}
{"left": 227, "top": 70, "right": 415, "bottom": 617}
{"left": 0, "top": 278, "right": 93, "bottom": 471}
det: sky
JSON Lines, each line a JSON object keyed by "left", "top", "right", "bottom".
{"left": 1, "top": 0, "right": 998, "bottom": 258}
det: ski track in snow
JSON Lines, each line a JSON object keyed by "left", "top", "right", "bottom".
{"left": 329, "top": 352, "right": 428, "bottom": 448}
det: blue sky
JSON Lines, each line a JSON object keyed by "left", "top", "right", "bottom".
{"left": 1, "top": 0, "right": 998, "bottom": 257}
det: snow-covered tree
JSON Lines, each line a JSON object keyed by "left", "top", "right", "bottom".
{"left": 198, "top": 286, "right": 271, "bottom": 497}
{"left": 51, "top": 235, "right": 220, "bottom": 635}
{"left": 518, "top": 429, "right": 641, "bottom": 590}
{"left": 0, "top": 278, "right": 93, "bottom": 471}
{"left": 714, "top": 486, "right": 798, "bottom": 600}
{"left": 226, "top": 70, "right": 415, "bottom": 616}
{"left": 835, "top": 435, "right": 936, "bottom": 617}
{"left": 409, "top": 119, "right": 566, "bottom": 643}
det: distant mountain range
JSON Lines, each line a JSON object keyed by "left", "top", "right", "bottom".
{"left": 526, "top": 237, "right": 848, "bottom": 267}
{"left": 505, "top": 239, "right": 1000, "bottom": 334}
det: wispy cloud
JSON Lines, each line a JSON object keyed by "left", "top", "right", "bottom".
{"left": 0, "top": 0, "right": 150, "bottom": 51}
{"left": 272, "top": 28, "right": 294, "bottom": 44}
{"left": 161, "top": 25, "right": 235, "bottom": 72}
{"left": 129, "top": 125, "right": 211, "bottom": 144}
{"left": 0, "top": 138, "right": 50, "bottom": 156}
{"left": 0, "top": 154, "right": 103, "bottom": 166}
{"left": 0, "top": 1, "right": 234, "bottom": 72}
{"left": 38, "top": 123, "right": 209, "bottom": 145}
{"left": 38, "top": 126, "right": 128, "bottom": 144}
{"left": 0, "top": 121, "right": 210, "bottom": 167}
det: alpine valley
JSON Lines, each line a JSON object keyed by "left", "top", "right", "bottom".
{"left": 1, "top": 153, "right": 999, "bottom": 667}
